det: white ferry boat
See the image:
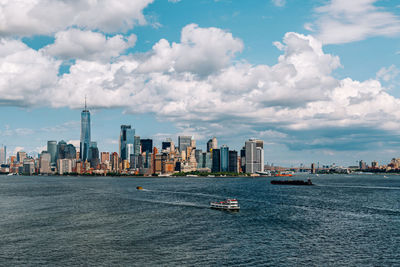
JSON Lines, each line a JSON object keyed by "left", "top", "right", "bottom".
{"left": 210, "top": 199, "right": 240, "bottom": 211}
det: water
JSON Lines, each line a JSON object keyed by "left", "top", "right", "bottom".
{"left": 0, "top": 174, "right": 399, "bottom": 266}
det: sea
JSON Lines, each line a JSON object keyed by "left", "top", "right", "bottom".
{"left": 0, "top": 174, "right": 399, "bottom": 266}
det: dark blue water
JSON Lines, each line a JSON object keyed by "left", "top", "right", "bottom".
{"left": 0, "top": 174, "right": 399, "bottom": 266}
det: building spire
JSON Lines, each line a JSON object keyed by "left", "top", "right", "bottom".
{"left": 84, "top": 95, "right": 87, "bottom": 111}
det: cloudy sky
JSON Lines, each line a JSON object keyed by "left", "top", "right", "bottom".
{"left": 1, "top": 0, "right": 400, "bottom": 167}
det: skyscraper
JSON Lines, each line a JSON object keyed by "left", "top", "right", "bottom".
{"left": 140, "top": 139, "right": 153, "bottom": 153}
{"left": 228, "top": 150, "right": 238, "bottom": 173}
{"left": 220, "top": 145, "right": 229, "bottom": 172}
{"left": 207, "top": 137, "right": 218, "bottom": 152}
{"left": 245, "top": 139, "right": 264, "bottom": 173}
{"left": 80, "top": 98, "right": 91, "bottom": 162}
{"left": 0, "top": 145, "right": 6, "bottom": 164}
{"left": 178, "top": 136, "right": 192, "bottom": 154}
{"left": 119, "top": 125, "right": 135, "bottom": 161}
{"left": 212, "top": 148, "right": 221, "bottom": 173}
{"left": 47, "top": 141, "right": 57, "bottom": 165}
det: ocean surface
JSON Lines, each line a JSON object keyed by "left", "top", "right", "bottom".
{"left": 0, "top": 174, "right": 399, "bottom": 266}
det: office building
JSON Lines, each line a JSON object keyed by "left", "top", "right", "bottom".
{"left": 0, "top": 145, "right": 6, "bottom": 164}
{"left": 39, "top": 152, "right": 51, "bottom": 174}
{"left": 220, "top": 145, "right": 229, "bottom": 172}
{"left": 245, "top": 139, "right": 264, "bottom": 173}
{"left": 47, "top": 141, "right": 57, "bottom": 165}
{"left": 89, "top": 142, "right": 99, "bottom": 169}
{"left": 134, "top": 136, "right": 141, "bottom": 155}
{"left": 23, "top": 159, "right": 35, "bottom": 175}
{"left": 119, "top": 125, "right": 135, "bottom": 161}
{"left": 58, "top": 159, "right": 72, "bottom": 175}
{"left": 111, "top": 152, "right": 119, "bottom": 172}
{"left": 207, "top": 137, "right": 218, "bottom": 152}
{"left": 212, "top": 148, "right": 221, "bottom": 173}
{"left": 141, "top": 139, "right": 153, "bottom": 153}
{"left": 228, "top": 150, "right": 238, "bottom": 173}
{"left": 80, "top": 99, "right": 91, "bottom": 161}
{"left": 178, "top": 136, "right": 192, "bottom": 154}
{"left": 56, "top": 140, "right": 76, "bottom": 160}
{"left": 101, "top": 152, "right": 110, "bottom": 163}
{"left": 17, "top": 151, "right": 27, "bottom": 163}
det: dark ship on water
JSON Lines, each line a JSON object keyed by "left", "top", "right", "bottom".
{"left": 271, "top": 178, "right": 313, "bottom": 186}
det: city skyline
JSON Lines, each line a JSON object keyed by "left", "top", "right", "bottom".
{"left": 1, "top": 0, "right": 400, "bottom": 166}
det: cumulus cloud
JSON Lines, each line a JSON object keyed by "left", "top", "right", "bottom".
{"left": 42, "top": 29, "right": 137, "bottom": 62}
{"left": 136, "top": 24, "right": 244, "bottom": 76}
{"left": 0, "top": 0, "right": 154, "bottom": 36}
{"left": 1, "top": 24, "right": 399, "bottom": 151}
{"left": 0, "top": 39, "right": 60, "bottom": 107}
{"left": 309, "top": 0, "right": 400, "bottom": 44}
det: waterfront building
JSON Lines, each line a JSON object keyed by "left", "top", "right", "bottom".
{"left": 240, "top": 147, "right": 246, "bottom": 173}
{"left": 39, "top": 152, "right": 51, "bottom": 174}
{"left": 17, "top": 151, "right": 27, "bottom": 163}
{"left": 0, "top": 145, "right": 6, "bottom": 164}
{"left": 47, "top": 141, "right": 57, "bottom": 165}
{"left": 89, "top": 142, "right": 99, "bottom": 169}
{"left": 359, "top": 160, "right": 367, "bottom": 170}
{"left": 56, "top": 140, "right": 76, "bottom": 160}
{"left": 141, "top": 139, "right": 153, "bottom": 153}
{"left": 23, "top": 158, "right": 35, "bottom": 175}
{"left": 119, "top": 125, "right": 135, "bottom": 161}
{"left": 371, "top": 161, "right": 379, "bottom": 169}
{"left": 228, "top": 150, "right": 238, "bottom": 173}
{"left": 111, "top": 152, "right": 119, "bottom": 172}
{"left": 80, "top": 99, "right": 91, "bottom": 162}
{"left": 256, "top": 145, "right": 264, "bottom": 172}
{"left": 212, "top": 148, "right": 221, "bottom": 173}
{"left": 220, "top": 145, "right": 229, "bottom": 172}
{"left": 178, "top": 136, "right": 192, "bottom": 154}
{"left": 207, "top": 137, "right": 218, "bottom": 152}
{"left": 57, "top": 159, "right": 72, "bottom": 175}
{"left": 245, "top": 140, "right": 257, "bottom": 173}
{"left": 101, "top": 152, "right": 110, "bottom": 163}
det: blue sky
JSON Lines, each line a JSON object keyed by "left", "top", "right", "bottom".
{"left": 1, "top": 0, "right": 400, "bottom": 167}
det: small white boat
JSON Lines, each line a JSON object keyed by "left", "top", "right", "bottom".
{"left": 210, "top": 199, "right": 240, "bottom": 211}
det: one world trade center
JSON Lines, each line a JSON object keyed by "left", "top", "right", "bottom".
{"left": 80, "top": 98, "right": 91, "bottom": 161}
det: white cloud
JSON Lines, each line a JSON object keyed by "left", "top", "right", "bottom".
{"left": 377, "top": 65, "right": 399, "bottom": 82}
{"left": 136, "top": 24, "right": 243, "bottom": 76}
{"left": 271, "top": 0, "right": 286, "bottom": 7}
{"left": 42, "top": 29, "right": 137, "bottom": 62}
{"left": 1, "top": 24, "right": 400, "bottom": 150}
{"left": 0, "top": 39, "right": 60, "bottom": 107}
{"left": 309, "top": 0, "right": 400, "bottom": 44}
{"left": 0, "top": 0, "right": 154, "bottom": 36}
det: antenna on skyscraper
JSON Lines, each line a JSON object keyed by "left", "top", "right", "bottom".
{"left": 84, "top": 95, "right": 87, "bottom": 111}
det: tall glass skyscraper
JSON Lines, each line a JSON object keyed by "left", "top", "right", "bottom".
{"left": 220, "top": 145, "right": 229, "bottom": 172}
{"left": 47, "top": 141, "right": 57, "bottom": 165}
{"left": 80, "top": 101, "right": 91, "bottom": 162}
{"left": 119, "top": 125, "right": 135, "bottom": 161}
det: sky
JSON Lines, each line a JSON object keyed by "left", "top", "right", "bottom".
{"left": 1, "top": 0, "right": 400, "bottom": 167}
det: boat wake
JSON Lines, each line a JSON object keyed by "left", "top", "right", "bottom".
{"left": 141, "top": 189, "right": 225, "bottom": 199}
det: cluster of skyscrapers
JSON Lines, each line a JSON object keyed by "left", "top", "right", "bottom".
{"left": 0, "top": 104, "right": 265, "bottom": 176}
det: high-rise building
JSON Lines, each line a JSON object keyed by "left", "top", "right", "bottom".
{"left": 111, "top": 152, "right": 119, "bottom": 172}
{"left": 162, "top": 138, "right": 173, "bottom": 150}
{"left": 140, "top": 139, "right": 153, "bottom": 153}
{"left": 245, "top": 139, "right": 264, "bottom": 173}
{"left": 178, "top": 136, "right": 192, "bottom": 154}
{"left": 134, "top": 136, "right": 141, "bottom": 155}
{"left": 311, "top": 163, "right": 316, "bottom": 174}
{"left": 17, "top": 151, "right": 27, "bottom": 163}
{"left": 56, "top": 140, "right": 76, "bottom": 160}
{"left": 240, "top": 147, "right": 246, "bottom": 173}
{"left": 245, "top": 140, "right": 257, "bottom": 173}
{"left": 212, "top": 148, "right": 221, "bottom": 173}
{"left": 101, "top": 152, "right": 110, "bottom": 163}
{"left": 0, "top": 145, "right": 6, "bottom": 164}
{"left": 58, "top": 159, "right": 72, "bottom": 175}
{"left": 207, "top": 137, "right": 218, "bottom": 152}
{"left": 39, "top": 151, "right": 51, "bottom": 174}
{"left": 119, "top": 125, "right": 135, "bottom": 161}
{"left": 47, "top": 141, "right": 57, "bottom": 165}
{"left": 228, "top": 150, "right": 238, "bottom": 173}
{"left": 89, "top": 142, "right": 99, "bottom": 169}
{"left": 220, "top": 145, "right": 229, "bottom": 172}
{"left": 80, "top": 99, "right": 91, "bottom": 162}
